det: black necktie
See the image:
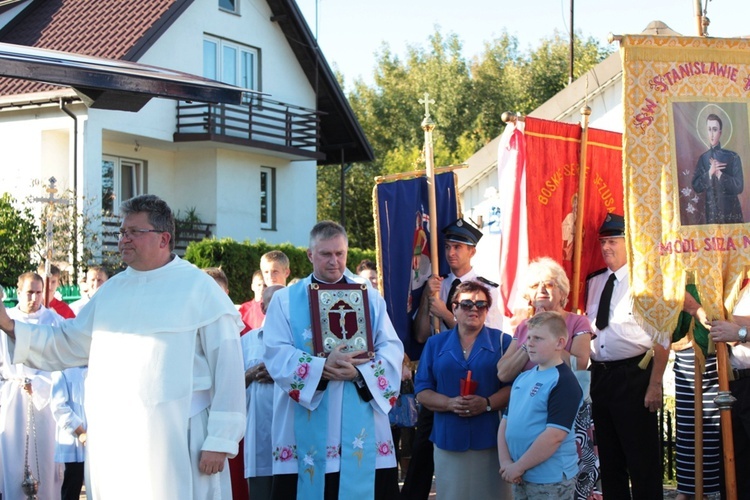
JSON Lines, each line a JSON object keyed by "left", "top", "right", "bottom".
{"left": 596, "top": 273, "right": 617, "bottom": 330}
{"left": 446, "top": 278, "right": 461, "bottom": 308}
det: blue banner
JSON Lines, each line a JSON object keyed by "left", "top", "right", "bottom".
{"left": 375, "top": 172, "right": 458, "bottom": 360}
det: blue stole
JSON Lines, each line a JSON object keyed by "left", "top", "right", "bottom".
{"left": 290, "top": 280, "right": 376, "bottom": 499}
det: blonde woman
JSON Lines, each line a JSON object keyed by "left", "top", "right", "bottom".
{"left": 496, "top": 257, "right": 597, "bottom": 499}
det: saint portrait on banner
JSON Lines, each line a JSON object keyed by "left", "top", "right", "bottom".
{"left": 673, "top": 102, "right": 749, "bottom": 226}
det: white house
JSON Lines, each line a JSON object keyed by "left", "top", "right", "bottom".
{"left": 0, "top": 0, "right": 372, "bottom": 259}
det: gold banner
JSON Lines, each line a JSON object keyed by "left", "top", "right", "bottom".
{"left": 622, "top": 35, "right": 750, "bottom": 342}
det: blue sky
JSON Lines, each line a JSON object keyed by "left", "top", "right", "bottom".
{"left": 296, "top": 0, "right": 747, "bottom": 89}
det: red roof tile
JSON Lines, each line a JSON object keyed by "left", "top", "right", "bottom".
{"left": 0, "top": 0, "right": 183, "bottom": 95}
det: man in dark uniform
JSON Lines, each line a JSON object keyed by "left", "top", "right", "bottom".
{"left": 692, "top": 113, "right": 744, "bottom": 224}
{"left": 585, "top": 213, "right": 668, "bottom": 499}
{"left": 402, "top": 218, "right": 502, "bottom": 499}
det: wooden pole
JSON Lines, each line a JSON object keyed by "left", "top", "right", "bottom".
{"left": 714, "top": 341, "right": 737, "bottom": 500}
{"left": 570, "top": 105, "right": 591, "bottom": 313}
{"left": 419, "top": 93, "right": 441, "bottom": 333}
{"left": 694, "top": 0, "right": 704, "bottom": 36}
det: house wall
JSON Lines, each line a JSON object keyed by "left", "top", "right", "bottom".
{"left": 213, "top": 149, "right": 316, "bottom": 246}
{"left": 548, "top": 79, "right": 624, "bottom": 133}
{"left": 81, "top": 0, "right": 318, "bottom": 246}
{"left": 1, "top": 0, "right": 321, "bottom": 253}
{"left": 0, "top": 106, "right": 75, "bottom": 208}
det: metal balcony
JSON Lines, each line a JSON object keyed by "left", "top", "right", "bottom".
{"left": 174, "top": 96, "right": 325, "bottom": 160}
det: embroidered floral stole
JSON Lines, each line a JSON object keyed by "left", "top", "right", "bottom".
{"left": 290, "top": 280, "right": 376, "bottom": 499}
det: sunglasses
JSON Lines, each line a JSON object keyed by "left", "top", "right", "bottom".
{"left": 454, "top": 299, "right": 489, "bottom": 311}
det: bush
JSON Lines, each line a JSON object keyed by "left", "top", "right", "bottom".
{"left": 0, "top": 193, "right": 41, "bottom": 287}
{"left": 184, "top": 238, "right": 376, "bottom": 304}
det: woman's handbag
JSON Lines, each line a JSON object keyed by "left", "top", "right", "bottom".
{"left": 389, "top": 379, "right": 419, "bottom": 428}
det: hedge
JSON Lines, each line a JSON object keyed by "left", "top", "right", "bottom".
{"left": 184, "top": 238, "right": 376, "bottom": 304}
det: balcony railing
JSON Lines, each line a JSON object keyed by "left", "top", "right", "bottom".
{"left": 174, "top": 96, "right": 324, "bottom": 160}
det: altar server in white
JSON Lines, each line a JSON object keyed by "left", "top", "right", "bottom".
{"left": 0, "top": 194, "right": 246, "bottom": 500}
{"left": 0, "top": 271, "right": 63, "bottom": 500}
{"left": 263, "top": 220, "right": 404, "bottom": 500}
{"left": 242, "top": 284, "right": 283, "bottom": 499}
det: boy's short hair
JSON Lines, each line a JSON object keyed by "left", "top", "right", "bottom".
{"left": 526, "top": 311, "right": 568, "bottom": 343}
{"left": 356, "top": 259, "right": 377, "bottom": 274}
{"left": 252, "top": 269, "right": 263, "bottom": 281}
{"left": 87, "top": 265, "right": 109, "bottom": 279}
{"left": 204, "top": 267, "right": 229, "bottom": 290}
{"left": 37, "top": 263, "right": 62, "bottom": 277}
{"left": 261, "top": 250, "right": 290, "bottom": 269}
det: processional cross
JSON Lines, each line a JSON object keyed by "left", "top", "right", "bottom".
{"left": 23, "top": 177, "right": 70, "bottom": 499}
{"left": 417, "top": 92, "right": 440, "bottom": 332}
{"left": 418, "top": 92, "right": 435, "bottom": 122}
{"left": 32, "top": 177, "right": 70, "bottom": 307}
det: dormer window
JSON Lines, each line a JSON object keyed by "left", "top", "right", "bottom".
{"left": 219, "top": 0, "right": 237, "bottom": 13}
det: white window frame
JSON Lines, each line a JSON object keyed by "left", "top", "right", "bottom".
{"left": 260, "top": 166, "right": 275, "bottom": 230}
{"left": 218, "top": 0, "right": 238, "bottom": 14}
{"left": 102, "top": 155, "right": 145, "bottom": 215}
{"left": 203, "top": 35, "right": 259, "bottom": 91}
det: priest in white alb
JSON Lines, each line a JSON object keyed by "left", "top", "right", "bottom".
{"left": 0, "top": 271, "right": 63, "bottom": 500}
{"left": 0, "top": 195, "right": 246, "bottom": 500}
{"left": 263, "top": 220, "right": 403, "bottom": 499}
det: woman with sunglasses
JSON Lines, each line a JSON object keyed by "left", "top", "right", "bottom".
{"left": 414, "top": 280, "right": 513, "bottom": 500}
{"left": 496, "top": 257, "right": 597, "bottom": 500}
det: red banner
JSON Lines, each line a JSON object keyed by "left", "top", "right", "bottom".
{"left": 500, "top": 117, "right": 623, "bottom": 315}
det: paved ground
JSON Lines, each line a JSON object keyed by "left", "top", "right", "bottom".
{"left": 79, "top": 480, "right": 681, "bottom": 498}
{"left": 420, "top": 480, "right": 681, "bottom": 499}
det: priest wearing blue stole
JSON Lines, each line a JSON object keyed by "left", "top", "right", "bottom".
{"left": 263, "top": 221, "right": 404, "bottom": 499}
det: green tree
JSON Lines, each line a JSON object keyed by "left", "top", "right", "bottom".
{"left": 320, "top": 28, "right": 611, "bottom": 250}
{"left": 513, "top": 31, "right": 610, "bottom": 113}
{"left": 28, "top": 186, "right": 118, "bottom": 282}
{"left": 0, "top": 193, "right": 41, "bottom": 287}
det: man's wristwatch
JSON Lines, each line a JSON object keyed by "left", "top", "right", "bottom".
{"left": 353, "top": 371, "right": 367, "bottom": 389}
{"left": 739, "top": 327, "right": 748, "bottom": 343}
{"left": 485, "top": 397, "right": 492, "bottom": 412}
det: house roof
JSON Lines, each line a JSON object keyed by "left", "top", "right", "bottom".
{"left": 0, "top": 0, "right": 373, "bottom": 164}
{"left": 265, "top": 0, "right": 374, "bottom": 164}
{"left": 0, "top": 0, "right": 191, "bottom": 96}
{"left": 0, "top": 42, "right": 247, "bottom": 110}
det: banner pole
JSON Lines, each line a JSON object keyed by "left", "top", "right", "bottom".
{"left": 715, "top": 341, "right": 737, "bottom": 500}
{"left": 571, "top": 105, "right": 591, "bottom": 313}
{"left": 694, "top": 0, "right": 705, "bottom": 36}
{"left": 419, "top": 93, "right": 441, "bottom": 333}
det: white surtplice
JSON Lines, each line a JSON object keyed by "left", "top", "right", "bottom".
{"left": 10, "top": 257, "right": 246, "bottom": 500}
{"left": 1, "top": 306, "right": 64, "bottom": 500}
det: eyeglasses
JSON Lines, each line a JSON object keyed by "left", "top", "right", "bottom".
{"left": 528, "top": 280, "right": 556, "bottom": 290}
{"left": 454, "top": 300, "right": 489, "bottom": 311}
{"left": 118, "top": 228, "right": 164, "bottom": 240}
